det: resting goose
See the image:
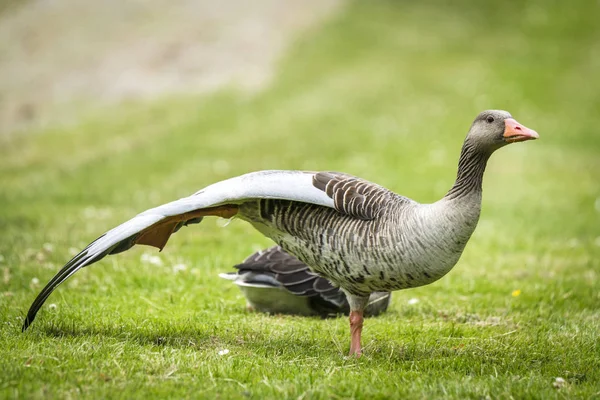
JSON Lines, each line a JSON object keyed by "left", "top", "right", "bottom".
{"left": 219, "top": 246, "right": 391, "bottom": 317}
{"left": 22, "top": 110, "right": 538, "bottom": 356}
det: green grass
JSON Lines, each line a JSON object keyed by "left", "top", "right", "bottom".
{"left": 1, "top": 0, "right": 599, "bottom": 398}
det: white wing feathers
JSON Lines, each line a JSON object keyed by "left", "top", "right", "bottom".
{"left": 23, "top": 170, "right": 335, "bottom": 330}
{"left": 88, "top": 171, "right": 334, "bottom": 257}
{"left": 191, "top": 170, "right": 334, "bottom": 209}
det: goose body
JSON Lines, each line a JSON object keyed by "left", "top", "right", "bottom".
{"left": 220, "top": 246, "right": 391, "bottom": 317}
{"left": 240, "top": 189, "right": 479, "bottom": 296}
{"left": 22, "top": 110, "right": 538, "bottom": 356}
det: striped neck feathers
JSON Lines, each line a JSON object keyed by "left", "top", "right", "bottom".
{"left": 444, "top": 138, "right": 491, "bottom": 200}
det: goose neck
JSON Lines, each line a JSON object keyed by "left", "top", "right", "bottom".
{"left": 444, "top": 140, "right": 490, "bottom": 201}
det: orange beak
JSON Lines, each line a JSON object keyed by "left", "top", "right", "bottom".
{"left": 503, "top": 118, "right": 539, "bottom": 143}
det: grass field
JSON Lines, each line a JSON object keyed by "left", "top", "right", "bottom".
{"left": 1, "top": 1, "right": 599, "bottom": 398}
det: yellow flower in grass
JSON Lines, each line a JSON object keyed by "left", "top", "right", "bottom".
{"left": 512, "top": 289, "right": 521, "bottom": 297}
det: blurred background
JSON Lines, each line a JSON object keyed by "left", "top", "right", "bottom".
{"left": 1, "top": 0, "right": 597, "bottom": 225}
{"left": 0, "top": 0, "right": 341, "bottom": 134}
{"left": 0, "top": 0, "right": 599, "bottom": 397}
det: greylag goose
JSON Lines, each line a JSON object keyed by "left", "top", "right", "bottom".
{"left": 219, "top": 246, "right": 391, "bottom": 317}
{"left": 22, "top": 110, "right": 538, "bottom": 356}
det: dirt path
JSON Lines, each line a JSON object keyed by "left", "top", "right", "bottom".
{"left": 0, "top": 0, "right": 343, "bottom": 135}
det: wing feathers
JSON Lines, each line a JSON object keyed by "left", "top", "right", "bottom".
{"left": 312, "top": 172, "right": 392, "bottom": 220}
{"left": 234, "top": 246, "right": 340, "bottom": 298}
{"left": 22, "top": 170, "right": 336, "bottom": 331}
{"left": 136, "top": 221, "right": 179, "bottom": 251}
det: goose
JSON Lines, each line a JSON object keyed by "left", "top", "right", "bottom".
{"left": 22, "top": 110, "right": 538, "bottom": 356}
{"left": 219, "top": 246, "right": 391, "bottom": 317}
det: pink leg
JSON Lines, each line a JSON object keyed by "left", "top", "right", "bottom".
{"left": 349, "top": 310, "right": 364, "bottom": 357}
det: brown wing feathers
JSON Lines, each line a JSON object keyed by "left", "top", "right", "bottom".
{"left": 312, "top": 172, "right": 388, "bottom": 220}
{"left": 136, "top": 204, "right": 238, "bottom": 251}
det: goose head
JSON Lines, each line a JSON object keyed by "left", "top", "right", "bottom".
{"left": 467, "top": 110, "right": 539, "bottom": 154}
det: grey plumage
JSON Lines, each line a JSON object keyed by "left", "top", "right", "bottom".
{"left": 220, "top": 246, "right": 391, "bottom": 317}
{"left": 21, "top": 110, "right": 539, "bottom": 356}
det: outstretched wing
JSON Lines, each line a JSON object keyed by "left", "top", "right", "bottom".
{"left": 22, "top": 170, "right": 335, "bottom": 331}
{"left": 312, "top": 172, "right": 397, "bottom": 220}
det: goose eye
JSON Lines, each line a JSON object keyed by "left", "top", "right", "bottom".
{"left": 486, "top": 116, "right": 495, "bottom": 123}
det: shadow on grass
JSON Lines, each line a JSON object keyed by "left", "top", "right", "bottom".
{"left": 36, "top": 314, "right": 471, "bottom": 363}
